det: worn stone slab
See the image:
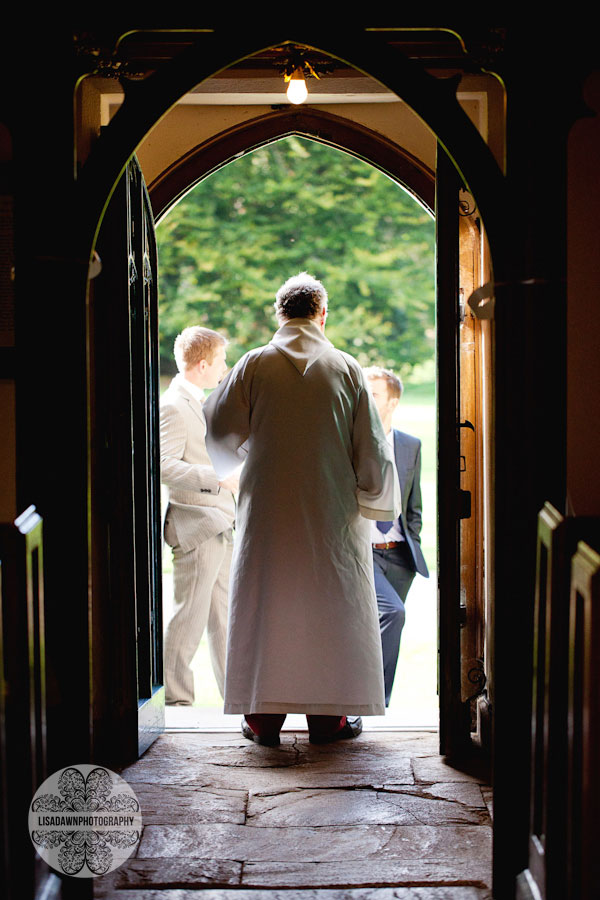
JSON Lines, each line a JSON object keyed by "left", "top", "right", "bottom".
{"left": 121, "top": 745, "right": 414, "bottom": 791}
{"left": 383, "top": 782, "right": 487, "bottom": 807}
{"left": 412, "top": 757, "right": 488, "bottom": 784}
{"left": 151, "top": 742, "right": 303, "bottom": 768}
{"left": 141, "top": 732, "right": 260, "bottom": 754}
{"left": 137, "top": 822, "right": 491, "bottom": 863}
{"left": 355, "top": 731, "right": 441, "bottom": 753}
{"left": 138, "top": 730, "right": 439, "bottom": 759}
{"left": 299, "top": 736, "right": 440, "bottom": 762}
{"left": 246, "top": 785, "right": 489, "bottom": 827}
{"left": 104, "top": 732, "right": 491, "bottom": 899}
{"left": 94, "top": 889, "right": 489, "bottom": 900}
{"left": 132, "top": 783, "right": 247, "bottom": 824}
{"left": 92, "top": 857, "right": 241, "bottom": 896}
{"left": 241, "top": 859, "right": 491, "bottom": 889}
{"left": 92, "top": 888, "right": 489, "bottom": 900}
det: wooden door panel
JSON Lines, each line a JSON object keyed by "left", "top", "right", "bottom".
{"left": 458, "top": 204, "right": 486, "bottom": 708}
{"left": 437, "top": 151, "right": 489, "bottom": 757}
{"left": 436, "top": 146, "right": 471, "bottom": 756}
{"left": 91, "top": 157, "right": 164, "bottom": 768}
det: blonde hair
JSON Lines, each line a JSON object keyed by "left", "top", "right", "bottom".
{"left": 363, "top": 366, "right": 403, "bottom": 401}
{"left": 174, "top": 326, "right": 227, "bottom": 373}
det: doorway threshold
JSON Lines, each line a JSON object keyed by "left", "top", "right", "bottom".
{"left": 164, "top": 707, "right": 438, "bottom": 733}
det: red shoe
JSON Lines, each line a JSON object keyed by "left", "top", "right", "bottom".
{"left": 309, "top": 716, "right": 363, "bottom": 744}
{"left": 241, "top": 717, "right": 280, "bottom": 747}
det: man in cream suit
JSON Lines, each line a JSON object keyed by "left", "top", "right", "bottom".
{"left": 364, "top": 366, "right": 430, "bottom": 707}
{"left": 160, "top": 326, "right": 237, "bottom": 706}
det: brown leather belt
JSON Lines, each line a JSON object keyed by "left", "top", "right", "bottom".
{"left": 372, "top": 541, "right": 402, "bottom": 550}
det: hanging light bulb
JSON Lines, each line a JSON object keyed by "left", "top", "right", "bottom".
{"left": 286, "top": 66, "right": 308, "bottom": 105}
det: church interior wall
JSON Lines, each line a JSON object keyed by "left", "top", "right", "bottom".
{"left": 566, "top": 69, "right": 600, "bottom": 515}
{"left": 0, "top": 381, "right": 16, "bottom": 521}
{"left": 77, "top": 71, "right": 504, "bottom": 189}
{"left": 136, "top": 101, "right": 437, "bottom": 187}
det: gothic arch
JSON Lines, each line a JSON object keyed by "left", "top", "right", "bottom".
{"left": 147, "top": 108, "right": 435, "bottom": 222}
{"left": 76, "top": 28, "right": 506, "bottom": 267}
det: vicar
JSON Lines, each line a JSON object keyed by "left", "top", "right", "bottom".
{"left": 204, "top": 272, "right": 400, "bottom": 746}
{"left": 364, "top": 366, "right": 430, "bottom": 707}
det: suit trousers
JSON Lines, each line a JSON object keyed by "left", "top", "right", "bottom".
{"left": 373, "top": 544, "right": 415, "bottom": 706}
{"left": 164, "top": 530, "right": 233, "bottom": 705}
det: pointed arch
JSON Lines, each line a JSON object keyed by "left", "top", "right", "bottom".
{"left": 148, "top": 109, "right": 435, "bottom": 222}
{"left": 76, "top": 28, "right": 506, "bottom": 263}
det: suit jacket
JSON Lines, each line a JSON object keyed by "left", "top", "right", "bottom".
{"left": 391, "top": 429, "right": 429, "bottom": 578}
{"left": 160, "top": 376, "right": 235, "bottom": 552}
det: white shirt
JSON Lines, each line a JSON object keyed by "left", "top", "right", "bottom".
{"left": 175, "top": 373, "right": 206, "bottom": 407}
{"left": 371, "top": 429, "right": 404, "bottom": 545}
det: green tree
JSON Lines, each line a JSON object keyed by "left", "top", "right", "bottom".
{"left": 157, "top": 136, "right": 435, "bottom": 378}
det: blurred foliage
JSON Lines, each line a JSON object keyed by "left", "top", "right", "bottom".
{"left": 157, "top": 136, "right": 435, "bottom": 378}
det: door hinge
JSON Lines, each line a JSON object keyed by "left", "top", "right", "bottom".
{"left": 459, "top": 489, "right": 471, "bottom": 519}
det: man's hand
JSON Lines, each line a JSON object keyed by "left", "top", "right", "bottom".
{"left": 219, "top": 474, "right": 240, "bottom": 494}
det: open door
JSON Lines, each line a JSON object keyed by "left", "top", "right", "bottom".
{"left": 437, "top": 145, "right": 489, "bottom": 758}
{"left": 90, "top": 156, "right": 164, "bottom": 767}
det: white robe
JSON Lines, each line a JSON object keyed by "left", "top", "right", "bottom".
{"left": 204, "top": 318, "right": 401, "bottom": 715}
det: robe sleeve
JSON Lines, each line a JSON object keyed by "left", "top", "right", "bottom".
{"left": 351, "top": 377, "right": 401, "bottom": 521}
{"left": 204, "top": 354, "right": 253, "bottom": 479}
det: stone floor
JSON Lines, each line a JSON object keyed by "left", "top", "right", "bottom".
{"left": 93, "top": 729, "right": 493, "bottom": 900}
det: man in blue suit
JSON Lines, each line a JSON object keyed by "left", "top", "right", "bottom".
{"left": 364, "top": 367, "right": 430, "bottom": 706}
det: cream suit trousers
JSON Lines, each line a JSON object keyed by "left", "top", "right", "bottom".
{"left": 164, "top": 530, "right": 233, "bottom": 705}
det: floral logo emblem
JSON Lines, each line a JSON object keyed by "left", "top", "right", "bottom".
{"left": 29, "top": 764, "right": 142, "bottom": 878}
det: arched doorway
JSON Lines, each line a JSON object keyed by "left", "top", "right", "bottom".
{"left": 4, "top": 24, "right": 580, "bottom": 900}
{"left": 78, "top": 29, "right": 518, "bottom": 896}
{"left": 86, "top": 37, "right": 496, "bottom": 755}
{"left": 151, "top": 125, "right": 439, "bottom": 731}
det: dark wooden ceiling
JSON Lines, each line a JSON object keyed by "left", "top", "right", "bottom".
{"left": 74, "top": 28, "right": 506, "bottom": 82}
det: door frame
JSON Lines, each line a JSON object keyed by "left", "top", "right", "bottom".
{"left": 76, "top": 29, "right": 506, "bottom": 762}
{"left": 75, "top": 26, "right": 564, "bottom": 899}
{"left": 137, "top": 80, "right": 489, "bottom": 762}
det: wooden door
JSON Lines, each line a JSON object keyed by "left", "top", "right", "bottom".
{"left": 90, "top": 156, "right": 164, "bottom": 768}
{"left": 437, "top": 146, "right": 488, "bottom": 758}
{"left": 457, "top": 196, "right": 489, "bottom": 737}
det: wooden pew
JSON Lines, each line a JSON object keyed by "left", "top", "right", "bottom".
{"left": 518, "top": 504, "right": 600, "bottom": 900}
{"left": 567, "top": 539, "right": 600, "bottom": 900}
{"left": 0, "top": 508, "right": 58, "bottom": 899}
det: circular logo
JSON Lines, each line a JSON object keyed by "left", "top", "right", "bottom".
{"left": 29, "top": 764, "right": 142, "bottom": 878}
